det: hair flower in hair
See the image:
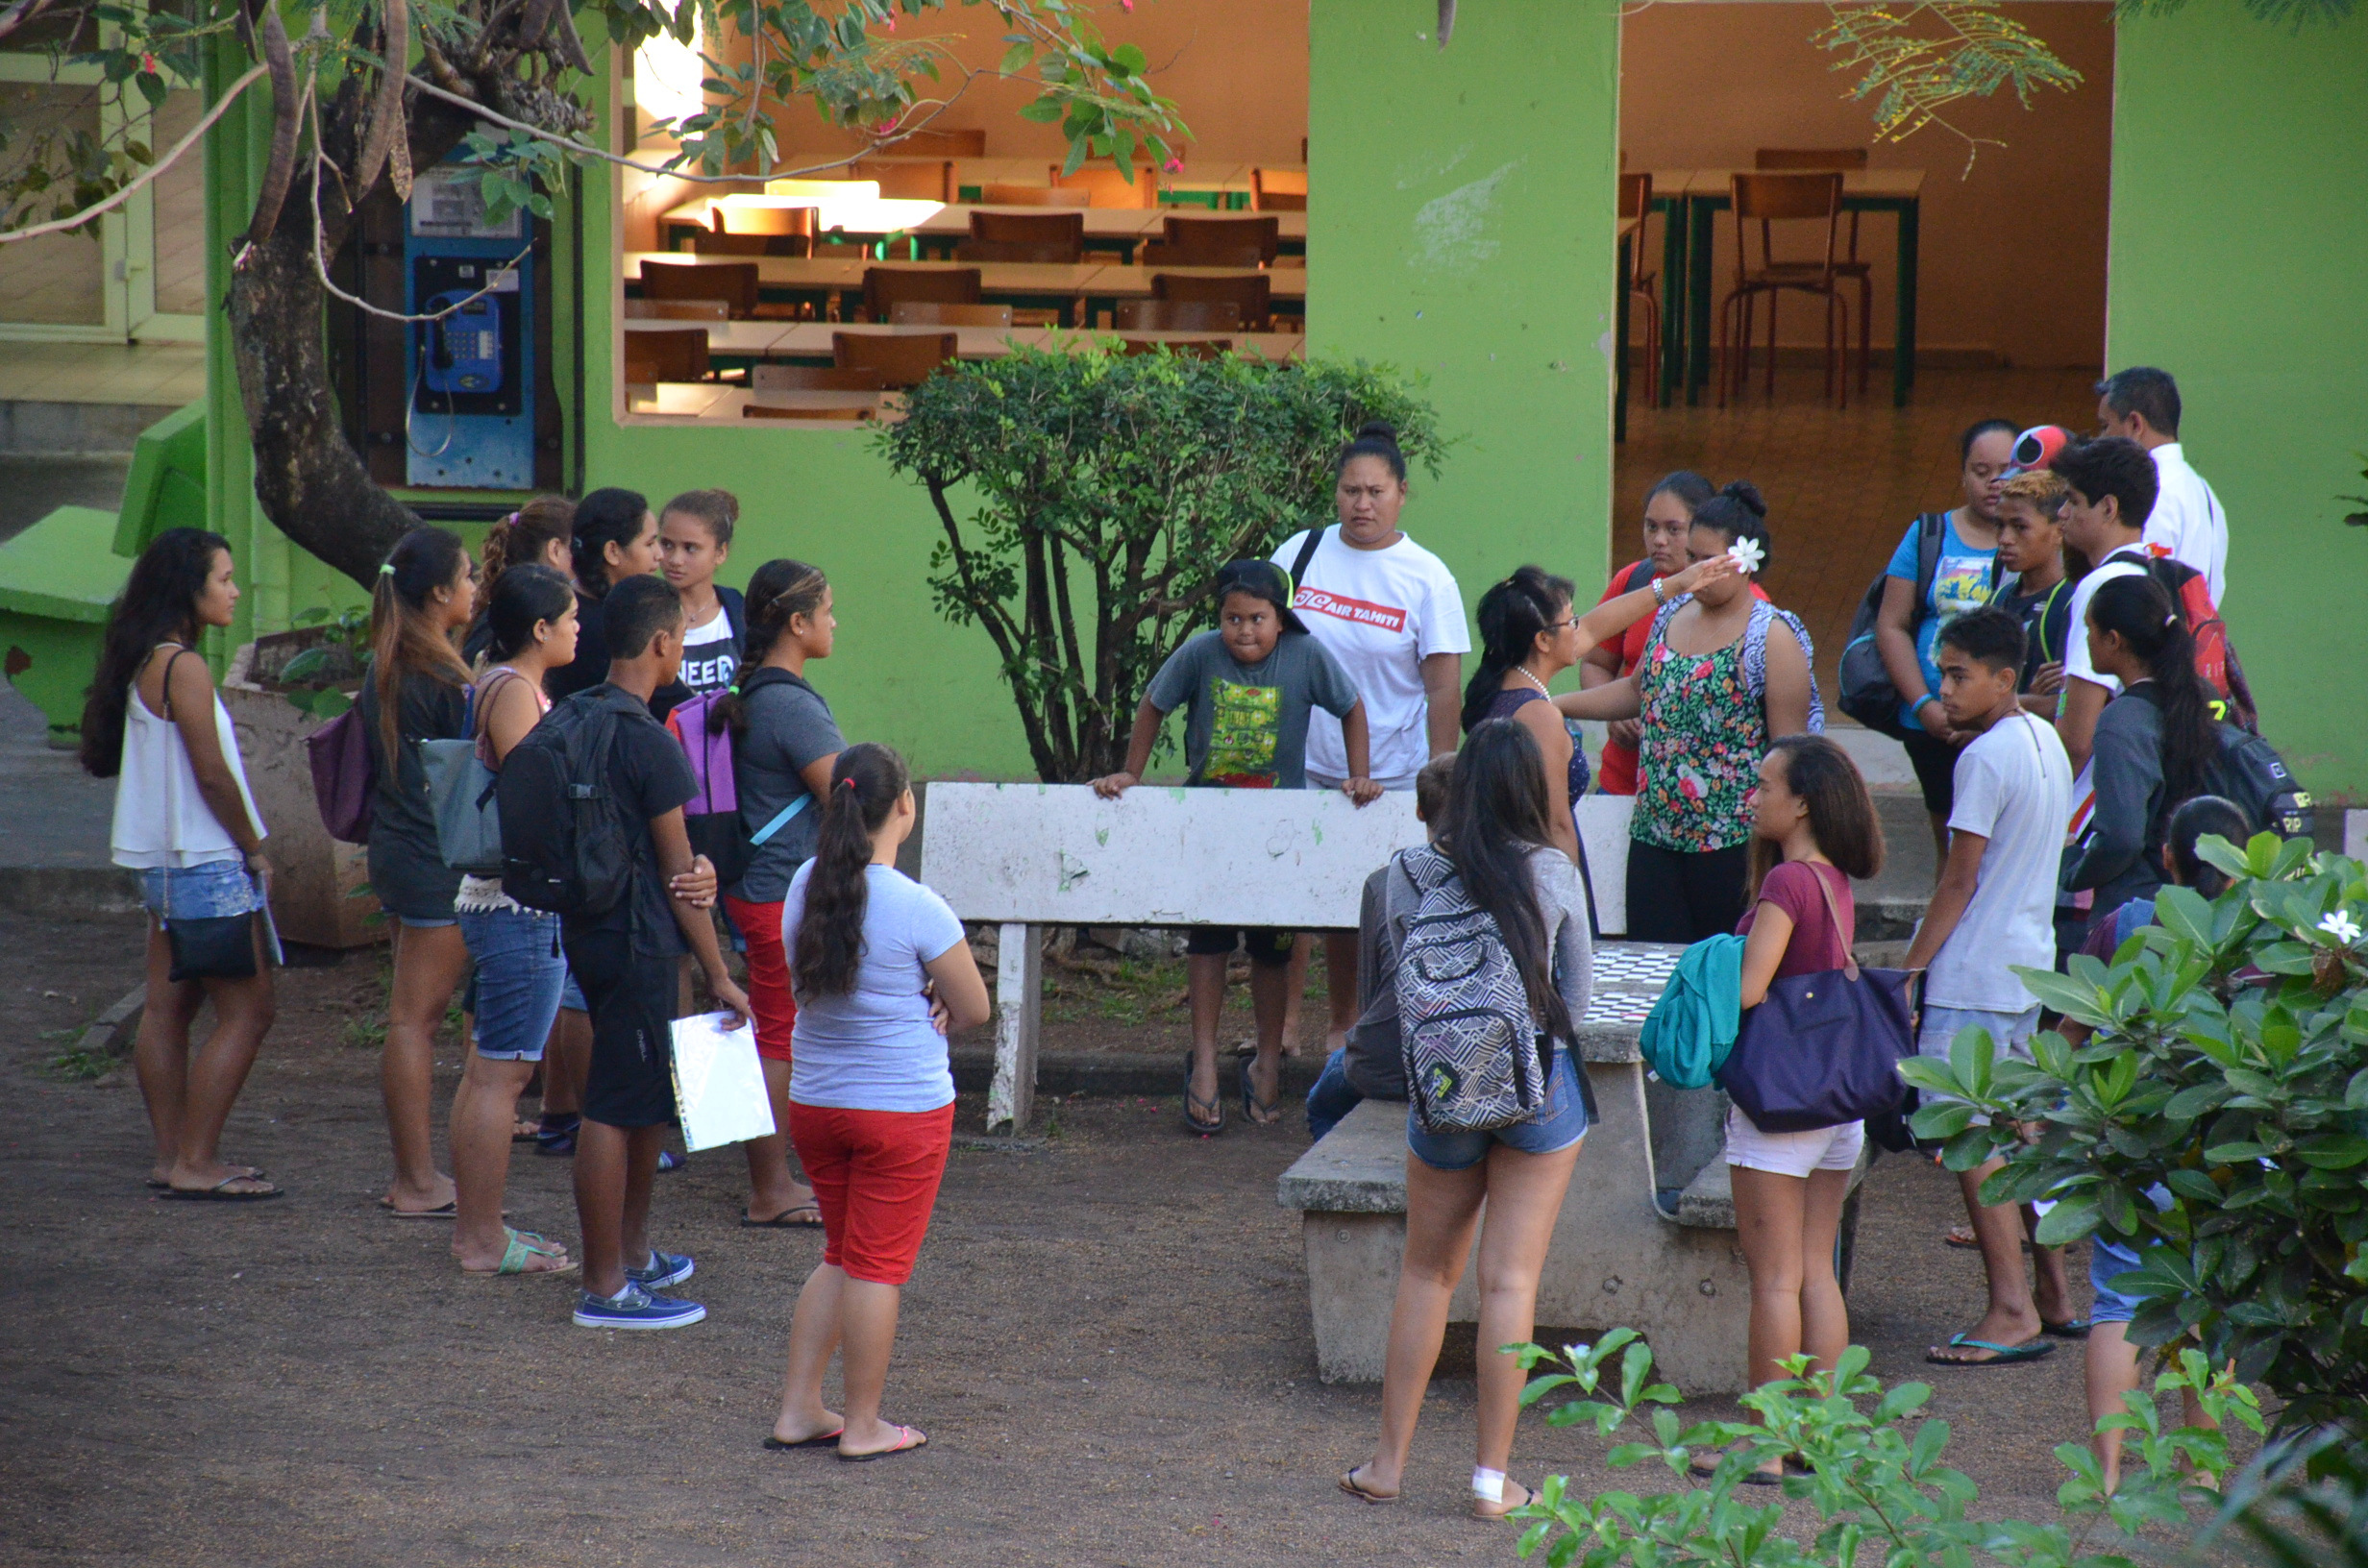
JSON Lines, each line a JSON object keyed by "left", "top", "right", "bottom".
{"left": 2318, "top": 910, "right": 2362, "bottom": 947}
{"left": 1726, "top": 538, "right": 1766, "bottom": 576}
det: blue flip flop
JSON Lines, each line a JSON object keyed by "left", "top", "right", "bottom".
{"left": 2041, "top": 1317, "right": 2093, "bottom": 1338}
{"left": 1928, "top": 1333, "right": 2055, "bottom": 1367}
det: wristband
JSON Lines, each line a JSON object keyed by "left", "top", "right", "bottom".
{"left": 1914, "top": 694, "right": 1942, "bottom": 716}
{"left": 1650, "top": 576, "right": 1667, "bottom": 605}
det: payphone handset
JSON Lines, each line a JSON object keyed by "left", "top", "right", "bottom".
{"left": 423, "top": 290, "right": 505, "bottom": 395}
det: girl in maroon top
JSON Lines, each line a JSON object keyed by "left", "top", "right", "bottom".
{"left": 1705, "top": 734, "right": 1886, "bottom": 1482}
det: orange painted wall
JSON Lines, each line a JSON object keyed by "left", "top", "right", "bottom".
{"left": 1619, "top": 2, "right": 2112, "bottom": 369}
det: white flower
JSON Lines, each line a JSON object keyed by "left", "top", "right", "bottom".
{"left": 2318, "top": 910, "right": 2363, "bottom": 946}
{"left": 1727, "top": 538, "right": 1766, "bottom": 575}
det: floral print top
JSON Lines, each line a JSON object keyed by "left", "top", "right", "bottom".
{"left": 1634, "top": 622, "right": 1764, "bottom": 853}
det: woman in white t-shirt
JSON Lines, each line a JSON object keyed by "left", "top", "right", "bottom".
{"left": 1270, "top": 420, "right": 1469, "bottom": 1053}
{"left": 771, "top": 744, "right": 990, "bottom": 1462}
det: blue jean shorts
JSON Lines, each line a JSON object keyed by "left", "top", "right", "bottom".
{"left": 1407, "top": 1046, "right": 1590, "bottom": 1171}
{"left": 558, "top": 968, "right": 587, "bottom": 1015}
{"left": 2090, "top": 1235, "right": 2153, "bottom": 1325}
{"left": 459, "top": 905, "right": 566, "bottom": 1062}
{"left": 140, "top": 859, "right": 264, "bottom": 922}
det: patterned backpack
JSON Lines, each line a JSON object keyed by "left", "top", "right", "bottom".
{"left": 1394, "top": 845, "right": 1551, "bottom": 1134}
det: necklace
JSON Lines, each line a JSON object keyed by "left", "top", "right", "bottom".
{"left": 1516, "top": 663, "right": 1550, "bottom": 695}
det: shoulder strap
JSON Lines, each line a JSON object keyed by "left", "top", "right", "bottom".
{"left": 1287, "top": 526, "right": 1329, "bottom": 592}
{"left": 159, "top": 646, "right": 192, "bottom": 723}
{"left": 720, "top": 586, "right": 747, "bottom": 649}
{"left": 1912, "top": 511, "right": 1948, "bottom": 614}
{"left": 734, "top": 665, "right": 812, "bottom": 701}
{"left": 1808, "top": 863, "right": 1858, "bottom": 979}
{"left": 1622, "top": 558, "right": 1658, "bottom": 597}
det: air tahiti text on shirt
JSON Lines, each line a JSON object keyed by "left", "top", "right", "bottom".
{"left": 1294, "top": 588, "right": 1406, "bottom": 634}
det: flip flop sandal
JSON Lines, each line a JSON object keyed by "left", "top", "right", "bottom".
{"left": 380, "top": 1198, "right": 458, "bottom": 1219}
{"left": 743, "top": 1205, "right": 826, "bottom": 1229}
{"left": 762, "top": 1428, "right": 846, "bottom": 1450}
{"left": 2041, "top": 1317, "right": 2093, "bottom": 1338}
{"left": 1927, "top": 1333, "right": 2056, "bottom": 1367}
{"left": 836, "top": 1425, "right": 927, "bottom": 1462}
{"left": 1182, "top": 1054, "right": 1225, "bottom": 1136}
{"left": 1239, "top": 1059, "right": 1283, "bottom": 1125}
{"left": 467, "top": 1227, "right": 579, "bottom": 1278}
{"left": 1471, "top": 1481, "right": 1537, "bottom": 1519}
{"left": 159, "top": 1174, "right": 282, "bottom": 1202}
{"left": 510, "top": 1121, "right": 542, "bottom": 1143}
{"left": 1338, "top": 1467, "right": 1398, "bottom": 1506}
{"left": 656, "top": 1150, "right": 686, "bottom": 1173}
{"left": 148, "top": 1165, "right": 265, "bottom": 1190}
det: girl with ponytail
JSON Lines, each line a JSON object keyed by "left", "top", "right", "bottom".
{"left": 773, "top": 744, "right": 989, "bottom": 1461}
{"left": 548, "top": 487, "right": 659, "bottom": 701}
{"left": 358, "top": 526, "right": 478, "bottom": 1216}
{"left": 658, "top": 488, "right": 746, "bottom": 703}
{"left": 1464, "top": 551, "right": 1737, "bottom": 868}
{"left": 716, "top": 559, "right": 842, "bottom": 1228}
{"left": 2064, "top": 572, "right": 2224, "bottom": 927}
{"left": 464, "top": 496, "right": 574, "bottom": 663}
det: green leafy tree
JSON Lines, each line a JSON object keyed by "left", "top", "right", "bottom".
{"left": 0, "top": 0, "right": 1184, "bottom": 586}
{"left": 1903, "top": 832, "right": 2368, "bottom": 1431}
{"left": 1506, "top": 1329, "right": 2264, "bottom": 1567}
{"left": 876, "top": 343, "right": 1440, "bottom": 782}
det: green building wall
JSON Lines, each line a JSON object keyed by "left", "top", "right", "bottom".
{"left": 2107, "top": 0, "right": 2368, "bottom": 799}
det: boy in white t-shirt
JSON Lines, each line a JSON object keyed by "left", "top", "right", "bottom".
{"left": 1902, "top": 607, "right": 2078, "bottom": 1368}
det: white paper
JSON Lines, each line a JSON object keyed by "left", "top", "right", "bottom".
{"left": 670, "top": 1011, "right": 775, "bottom": 1152}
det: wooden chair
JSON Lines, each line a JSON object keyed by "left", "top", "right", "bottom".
{"left": 1618, "top": 171, "right": 1661, "bottom": 408}
{"left": 714, "top": 204, "right": 815, "bottom": 257}
{"left": 889, "top": 302, "right": 1014, "bottom": 328}
{"left": 968, "top": 210, "right": 1084, "bottom": 257}
{"left": 1137, "top": 241, "right": 1267, "bottom": 270}
{"left": 1122, "top": 336, "right": 1232, "bottom": 359}
{"left": 623, "top": 327, "right": 710, "bottom": 384}
{"left": 851, "top": 159, "right": 954, "bottom": 202}
{"left": 1754, "top": 148, "right": 1872, "bottom": 395}
{"left": 1160, "top": 213, "right": 1279, "bottom": 263}
{"left": 639, "top": 259, "right": 758, "bottom": 318}
{"left": 623, "top": 299, "right": 729, "bottom": 323}
{"left": 1050, "top": 163, "right": 1157, "bottom": 208}
{"left": 1250, "top": 167, "right": 1306, "bottom": 211}
{"left": 860, "top": 266, "right": 980, "bottom": 324}
{"left": 956, "top": 240, "right": 1081, "bottom": 264}
{"left": 1151, "top": 271, "right": 1270, "bottom": 331}
{"left": 1718, "top": 172, "right": 1850, "bottom": 409}
{"left": 833, "top": 331, "right": 958, "bottom": 387}
{"left": 690, "top": 231, "right": 773, "bottom": 257}
{"left": 879, "top": 126, "right": 985, "bottom": 159}
{"left": 812, "top": 237, "right": 876, "bottom": 258}
{"left": 1116, "top": 298, "right": 1242, "bottom": 333}
{"left": 743, "top": 404, "right": 871, "bottom": 422}
{"left": 980, "top": 184, "right": 1090, "bottom": 208}
{"left": 752, "top": 363, "right": 890, "bottom": 392}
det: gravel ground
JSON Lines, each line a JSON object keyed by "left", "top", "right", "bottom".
{"left": 3, "top": 910, "right": 2162, "bottom": 1567}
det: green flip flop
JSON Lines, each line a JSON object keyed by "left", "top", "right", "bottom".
{"left": 1927, "top": 1333, "right": 2055, "bottom": 1367}
{"left": 468, "top": 1226, "right": 578, "bottom": 1278}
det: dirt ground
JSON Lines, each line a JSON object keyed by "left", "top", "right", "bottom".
{"left": 6, "top": 909, "right": 2140, "bottom": 1568}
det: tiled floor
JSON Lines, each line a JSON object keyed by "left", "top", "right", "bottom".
{"left": 0, "top": 340, "right": 210, "bottom": 405}
{"left": 1613, "top": 363, "right": 2102, "bottom": 693}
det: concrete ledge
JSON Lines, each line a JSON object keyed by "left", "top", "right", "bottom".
{"left": 1275, "top": 1096, "right": 1407, "bottom": 1213}
{"left": 0, "top": 401, "right": 185, "bottom": 456}
{"left": 0, "top": 864, "right": 142, "bottom": 918}
{"left": 1675, "top": 1158, "right": 1734, "bottom": 1229}
{"left": 948, "top": 1047, "right": 1325, "bottom": 1101}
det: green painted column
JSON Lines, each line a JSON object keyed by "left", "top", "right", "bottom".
{"left": 2108, "top": 0, "right": 2368, "bottom": 798}
{"left": 1308, "top": 0, "right": 1621, "bottom": 612}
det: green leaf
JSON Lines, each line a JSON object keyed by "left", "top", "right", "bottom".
{"left": 1000, "top": 40, "right": 1035, "bottom": 76}
{"left": 2033, "top": 1195, "right": 2100, "bottom": 1246}
{"left": 2011, "top": 965, "right": 2113, "bottom": 1026}
{"left": 1017, "top": 95, "right": 1065, "bottom": 123}
{"left": 1111, "top": 41, "right": 1147, "bottom": 74}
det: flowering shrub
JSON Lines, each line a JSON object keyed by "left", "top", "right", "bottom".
{"left": 1901, "top": 832, "right": 2368, "bottom": 1429}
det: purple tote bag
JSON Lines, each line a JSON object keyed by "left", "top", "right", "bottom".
{"left": 307, "top": 705, "right": 376, "bottom": 844}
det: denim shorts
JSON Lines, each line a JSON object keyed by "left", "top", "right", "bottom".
{"left": 140, "top": 859, "right": 264, "bottom": 921}
{"left": 2090, "top": 1235, "right": 2152, "bottom": 1325}
{"left": 458, "top": 905, "right": 566, "bottom": 1062}
{"left": 558, "top": 968, "right": 587, "bottom": 1015}
{"left": 1407, "top": 1046, "right": 1589, "bottom": 1171}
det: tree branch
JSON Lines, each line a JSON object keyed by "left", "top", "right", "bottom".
{"left": 349, "top": 0, "right": 408, "bottom": 199}
{"left": 0, "top": 63, "right": 268, "bottom": 244}
{"left": 236, "top": 6, "right": 302, "bottom": 262}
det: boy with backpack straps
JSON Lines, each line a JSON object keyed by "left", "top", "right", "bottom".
{"left": 500, "top": 574, "right": 751, "bottom": 1332}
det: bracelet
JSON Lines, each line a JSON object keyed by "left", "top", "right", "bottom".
{"left": 1650, "top": 576, "right": 1667, "bottom": 605}
{"left": 1914, "top": 694, "right": 1941, "bottom": 715}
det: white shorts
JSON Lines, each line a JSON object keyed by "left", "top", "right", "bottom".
{"left": 1723, "top": 1105, "right": 1864, "bottom": 1178}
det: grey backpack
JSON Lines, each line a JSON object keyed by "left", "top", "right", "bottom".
{"left": 1394, "top": 845, "right": 1550, "bottom": 1134}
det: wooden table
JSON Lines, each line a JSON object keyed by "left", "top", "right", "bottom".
{"left": 622, "top": 384, "right": 898, "bottom": 424}
{"left": 1082, "top": 264, "right": 1306, "bottom": 318}
{"left": 760, "top": 324, "right": 1305, "bottom": 363}
{"left": 661, "top": 194, "right": 1310, "bottom": 255}
{"left": 623, "top": 317, "right": 802, "bottom": 355}
{"left": 1652, "top": 168, "right": 1925, "bottom": 408}
{"left": 626, "top": 253, "right": 1105, "bottom": 324}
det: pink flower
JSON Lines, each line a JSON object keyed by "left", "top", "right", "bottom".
{"left": 142, "top": 52, "right": 156, "bottom": 73}
{"left": 1163, "top": 155, "right": 1184, "bottom": 174}
{"left": 1121, "top": 0, "right": 1134, "bottom": 10}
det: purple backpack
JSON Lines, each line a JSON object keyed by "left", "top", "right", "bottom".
{"left": 307, "top": 705, "right": 376, "bottom": 844}
{"left": 663, "top": 669, "right": 815, "bottom": 885}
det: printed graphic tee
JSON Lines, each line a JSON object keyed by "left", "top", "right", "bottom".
{"left": 677, "top": 604, "right": 741, "bottom": 697}
{"left": 1886, "top": 512, "right": 1998, "bottom": 728}
{"left": 1144, "top": 629, "right": 1359, "bottom": 790}
{"left": 1270, "top": 527, "right": 1468, "bottom": 784}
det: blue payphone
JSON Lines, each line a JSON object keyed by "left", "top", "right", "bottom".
{"left": 405, "top": 163, "right": 534, "bottom": 488}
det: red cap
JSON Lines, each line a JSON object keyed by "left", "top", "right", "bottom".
{"left": 2006, "top": 425, "right": 2071, "bottom": 478}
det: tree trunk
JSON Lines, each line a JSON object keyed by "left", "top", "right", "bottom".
{"left": 225, "top": 77, "right": 472, "bottom": 587}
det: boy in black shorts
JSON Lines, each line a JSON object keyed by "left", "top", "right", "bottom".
{"left": 566, "top": 575, "right": 752, "bottom": 1331}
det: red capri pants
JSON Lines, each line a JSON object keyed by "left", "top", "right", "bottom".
{"left": 788, "top": 1101, "right": 955, "bottom": 1286}
{"left": 725, "top": 895, "right": 796, "bottom": 1064}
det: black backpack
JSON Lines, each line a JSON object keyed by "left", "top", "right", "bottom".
{"left": 1837, "top": 512, "right": 1946, "bottom": 740}
{"left": 2129, "top": 686, "right": 2313, "bottom": 843}
{"left": 497, "top": 686, "right": 638, "bottom": 919}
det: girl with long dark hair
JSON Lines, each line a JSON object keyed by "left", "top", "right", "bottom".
{"left": 358, "top": 527, "right": 477, "bottom": 1216}
{"left": 1464, "top": 554, "right": 1734, "bottom": 865}
{"left": 1341, "top": 719, "right": 1594, "bottom": 1519}
{"left": 1556, "top": 482, "right": 1823, "bottom": 943}
{"left": 1708, "top": 734, "right": 1884, "bottom": 1480}
{"left": 716, "top": 559, "right": 841, "bottom": 1228}
{"left": 2063, "top": 573, "right": 2222, "bottom": 931}
{"left": 772, "top": 744, "right": 989, "bottom": 1460}
{"left": 658, "top": 488, "right": 746, "bottom": 705}
{"left": 448, "top": 565, "right": 580, "bottom": 1275}
{"left": 463, "top": 495, "right": 575, "bottom": 664}
{"left": 84, "top": 528, "right": 278, "bottom": 1199}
